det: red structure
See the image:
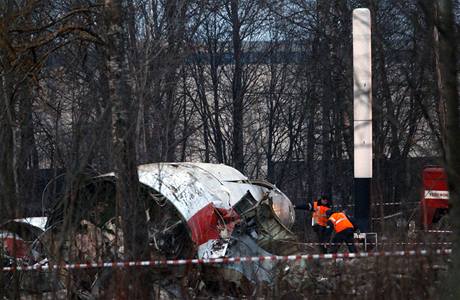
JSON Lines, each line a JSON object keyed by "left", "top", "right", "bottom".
{"left": 420, "top": 166, "right": 449, "bottom": 228}
{"left": 0, "top": 233, "right": 29, "bottom": 259}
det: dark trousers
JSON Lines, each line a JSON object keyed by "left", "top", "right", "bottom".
{"left": 329, "top": 228, "right": 356, "bottom": 253}
{"left": 313, "top": 225, "right": 330, "bottom": 253}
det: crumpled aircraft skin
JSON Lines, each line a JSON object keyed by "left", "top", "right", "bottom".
{"left": 41, "top": 162, "right": 298, "bottom": 291}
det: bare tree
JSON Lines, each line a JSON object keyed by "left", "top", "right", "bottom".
{"left": 227, "top": 0, "right": 245, "bottom": 171}
{"left": 430, "top": 0, "right": 460, "bottom": 297}
{"left": 105, "top": 0, "right": 149, "bottom": 297}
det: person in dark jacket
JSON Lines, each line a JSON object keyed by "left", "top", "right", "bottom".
{"left": 325, "top": 210, "right": 357, "bottom": 253}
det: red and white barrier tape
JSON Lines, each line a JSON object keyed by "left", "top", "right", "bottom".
{"left": 423, "top": 230, "right": 453, "bottom": 234}
{"left": 296, "top": 242, "right": 452, "bottom": 246}
{"left": 374, "top": 202, "right": 420, "bottom": 206}
{"left": 295, "top": 201, "right": 420, "bottom": 208}
{"left": 1, "top": 249, "right": 451, "bottom": 272}
{"left": 334, "top": 202, "right": 420, "bottom": 207}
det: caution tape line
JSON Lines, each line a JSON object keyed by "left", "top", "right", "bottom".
{"left": 295, "top": 201, "right": 420, "bottom": 207}
{"left": 335, "top": 202, "right": 419, "bottom": 207}
{"left": 296, "top": 242, "right": 452, "bottom": 246}
{"left": 423, "top": 230, "right": 453, "bottom": 233}
{"left": 374, "top": 202, "right": 420, "bottom": 206}
{"left": 1, "top": 249, "right": 452, "bottom": 272}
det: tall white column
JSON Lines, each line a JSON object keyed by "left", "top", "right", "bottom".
{"left": 353, "top": 8, "right": 372, "bottom": 232}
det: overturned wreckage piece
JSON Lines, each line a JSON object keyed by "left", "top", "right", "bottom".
{"left": 0, "top": 217, "right": 63, "bottom": 295}
{"left": 45, "top": 163, "right": 298, "bottom": 291}
{"left": 1, "top": 217, "right": 46, "bottom": 261}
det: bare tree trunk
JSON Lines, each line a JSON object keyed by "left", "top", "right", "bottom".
{"left": 18, "top": 85, "right": 39, "bottom": 214}
{"left": 0, "top": 69, "right": 18, "bottom": 223}
{"left": 163, "top": 0, "right": 188, "bottom": 162}
{"left": 0, "top": 47, "right": 19, "bottom": 300}
{"left": 196, "top": 64, "right": 211, "bottom": 162}
{"left": 105, "top": 0, "right": 149, "bottom": 297}
{"left": 209, "top": 36, "right": 225, "bottom": 163}
{"left": 317, "top": 0, "right": 332, "bottom": 196}
{"left": 230, "top": 0, "right": 245, "bottom": 172}
{"left": 432, "top": 0, "right": 460, "bottom": 298}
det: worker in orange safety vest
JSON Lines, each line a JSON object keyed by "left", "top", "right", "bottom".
{"left": 325, "top": 210, "right": 357, "bottom": 253}
{"left": 295, "top": 195, "right": 332, "bottom": 253}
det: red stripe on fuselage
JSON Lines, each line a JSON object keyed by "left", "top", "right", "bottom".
{"left": 187, "top": 203, "right": 239, "bottom": 245}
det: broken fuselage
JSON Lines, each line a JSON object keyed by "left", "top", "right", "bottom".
{"left": 45, "top": 162, "right": 298, "bottom": 286}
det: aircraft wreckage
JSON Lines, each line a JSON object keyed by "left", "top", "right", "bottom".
{"left": 2, "top": 163, "right": 299, "bottom": 295}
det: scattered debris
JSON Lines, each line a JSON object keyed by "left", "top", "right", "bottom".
{"left": 38, "top": 162, "right": 298, "bottom": 296}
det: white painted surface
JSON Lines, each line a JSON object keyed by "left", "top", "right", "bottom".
{"left": 353, "top": 8, "right": 373, "bottom": 178}
{"left": 424, "top": 190, "right": 449, "bottom": 200}
{"left": 99, "top": 162, "right": 295, "bottom": 255}
{"left": 354, "top": 120, "right": 373, "bottom": 178}
{"left": 0, "top": 232, "right": 25, "bottom": 239}
{"left": 224, "top": 181, "right": 265, "bottom": 206}
{"left": 138, "top": 163, "right": 221, "bottom": 220}
{"left": 13, "top": 217, "right": 48, "bottom": 231}
{"left": 197, "top": 239, "right": 229, "bottom": 259}
{"left": 137, "top": 163, "right": 287, "bottom": 220}
{"left": 185, "top": 163, "right": 248, "bottom": 182}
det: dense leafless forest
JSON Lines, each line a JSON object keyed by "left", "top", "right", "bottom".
{"left": 1, "top": 0, "right": 459, "bottom": 299}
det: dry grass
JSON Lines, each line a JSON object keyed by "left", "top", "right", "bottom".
{"left": 2, "top": 222, "right": 452, "bottom": 299}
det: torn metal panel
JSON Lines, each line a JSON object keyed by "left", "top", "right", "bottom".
{"left": 0, "top": 217, "right": 61, "bottom": 295}
{"left": 0, "top": 232, "right": 29, "bottom": 259}
{"left": 201, "top": 235, "right": 275, "bottom": 287}
{"left": 1, "top": 218, "right": 46, "bottom": 242}
{"left": 0, "top": 218, "right": 46, "bottom": 259}
{"left": 198, "top": 239, "right": 229, "bottom": 259}
{"left": 187, "top": 204, "right": 238, "bottom": 245}
{"left": 253, "top": 196, "right": 298, "bottom": 255}
{"left": 224, "top": 181, "right": 266, "bottom": 207}
{"left": 137, "top": 163, "right": 229, "bottom": 220}
{"left": 42, "top": 162, "right": 299, "bottom": 293}
{"left": 97, "top": 162, "right": 297, "bottom": 261}
{"left": 71, "top": 220, "right": 106, "bottom": 262}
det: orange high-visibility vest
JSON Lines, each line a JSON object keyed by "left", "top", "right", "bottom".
{"left": 328, "top": 212, "right": 353, "bottom": 233}
{"left": 316, "top": 206, "right": 330, "bottom": 226}
{"left": 312, "top": 201, "right": 329, "bottom": 227}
